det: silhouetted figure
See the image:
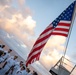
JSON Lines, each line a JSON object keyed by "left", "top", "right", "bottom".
{"left": 33, "top": 71, "right": 38, "bottom": 75}
{"left": 2, "top": 49, "right": 12, "bottom": 62}
{"left": 1, "top": 45, "right": 5, "bottom": 48}
{"left": 0, "top": 45, "right": 5, "bottom": 51}
{"left": 0, "top": 50, "right": 4, "bottom": 57}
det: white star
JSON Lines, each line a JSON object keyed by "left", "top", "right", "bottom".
{"left": 70, "top": 10, "right": 72, "bottom": 12}
{"left": 67, "top": 16, "right": 69, "bottom": 18}
{"left": 67, "top": 12, "right": 70, "bottom": 14}
{"left": 71, "top": 5, "right": 73, "bottom": 8}
{"left": 69, "top": 7, "right": 71, "bottom": 10}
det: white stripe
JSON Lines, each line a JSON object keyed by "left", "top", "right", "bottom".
{"left": 53, "top": 30, "right": 68, "bottom": 34}
{"left": 32, "top": 38, "right": 49, "bottom": 50}
{"left": 27, "top": 47, "right": 43, "bottom": 63}
{"left": 38, "top": 29, "right": 53, "bottom": 40}
{"left": 60, "top": 20, "right": 71, "bottom": 23}
{"left": 56, "top": 25, "right": 70, "bottom": 29}
{"left": 29, "top": 25, "right": 53, "bottom": 53}
{"left": 30, "top": 29, "right": 53, "bottom": 53}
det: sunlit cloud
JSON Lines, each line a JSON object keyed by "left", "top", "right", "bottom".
{"left": 44, "top": 36, "right": 66, "bottom": 51}
{"left": 40, "top": 49, "right": 62, "bottom": 70}
{"left": 18, "top": 0, "right": 25, "bottom": 6}
{"left": 0, "top": 0, "right": 36, "bottom": 50}
{"left": 39, "top": 36, "right": 67, "bottom": 70}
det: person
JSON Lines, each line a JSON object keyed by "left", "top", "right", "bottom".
{"left": 33, "top": 71, "right": 38, "bottom": 75}
{"left": 1, "top": 45, "right": 5, "bottom": 49}
{"left": 26, "top": 68, "right": 32, "bottom": 75}
{"left": 0, "top": 55, "right": 18, "bottom": 75}
{"left": 9, "top": 61, "right": 24, "bottom": 75}
{"left": 0, "top": 50, "right": 4, "bottom": 57}
{"left": 0, "top": 52, "right": 6, "bottom": 63}
{"left": 2, "top": 49, "right": 12, "bottom": 62}
{"left": 15, "top": 66, "right": 27, "bottom": 75}
{"left": 0, "top": 45, "right": 5, "bottom": 51}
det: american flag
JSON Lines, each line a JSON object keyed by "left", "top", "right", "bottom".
{"left": 26, "top": 1, "right": 76, "bottom": 66}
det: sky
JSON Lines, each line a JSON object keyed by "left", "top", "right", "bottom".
{"left": 0, "top": 0, "right": 76, "bottom": 75}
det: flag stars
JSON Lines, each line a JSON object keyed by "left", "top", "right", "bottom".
{"left": 69, "top": 14, "right": 72, "bottom": 16}
{"left": 62, "top": 11, "right": 65, "bottom": 14}
{"left": 68, "top": 7, "right": 71, "bottom": 10}
{"left": 61, "top": 16, "right": 64, "bottom": 19}
{"left": 65, "top": 14, "right": 67, "bottom": 16}
{"left": 68, "top": 18, "right": 71, "bottom": 20}
{"left": 61, "top": 14, "right": 64, "bottom": 17}
{"left": 57, "top": 20, "right": 60, "bottom": 22}
{"left": 52, "top": 1, "right": 75, "bottom": 26}
{"left": 64, "top": 18, "right": 67, "bottom": 20}
{"left": 71, "top": 5, "right": 73, "bottom": 8}
{"left": 66, "top": 16, "right": 69, "bottom": 18}
{"left": 53, "top": 24, "right": 57, "bottom": 28}
{"left": 52, "top": 20, "right": 58, "bottom": 27}
{"left": 56, "top": 22, "right": 58, "bottom": 25}
{"left": 70, "top": 10, "right": 72, "bottom": 12}
{"left": 59, "top": 17, "right": 61, "bottom": 19}
{"left": 52, "top": 21, "right": 56, "bottom": 24}
{"left": 53, "top": 25, "right": 56, "bottom": 28}
{"left": 67, "top": 12, "right": 70, "bottom": 14}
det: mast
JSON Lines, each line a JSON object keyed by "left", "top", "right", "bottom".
{"left": 58, "top": 1, "right": 76, "bottom": 75}
{"left": 63, "top": 1, "right": 76, "bottom": 60}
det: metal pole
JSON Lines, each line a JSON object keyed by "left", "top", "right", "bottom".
{"left": 63, "top": 1, "right": 76, "bottom": 58}
{"left": 58, "top": 1, "right": 76, "bottom": 75}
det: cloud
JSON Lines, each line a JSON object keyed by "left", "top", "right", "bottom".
{"left": 40, "top": 49, "right": 62, "bottom": 70}
{"left": 44, "top": 36, "right": 66, "bottom": 51}
{"left": 0, "top": 0, "right": 36, "bottom": 49}
{"left": 39, "top": 36, "right": 67, "bottom": 70}
{"left": 18, "top": 0, "right": 25, "bottom": 6}
{"left": 40, "top": 51, "right": 76, "bottom": 74}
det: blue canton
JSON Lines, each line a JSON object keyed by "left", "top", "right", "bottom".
{"left": 52, "top": 1, "right": 76, "bottom": 28}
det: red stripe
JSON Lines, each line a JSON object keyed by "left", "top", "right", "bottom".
{"left": 34, "top": 31, "right": 52, "bottom": 45}
{"left": 51, "top": 32, "right": 68, "bottom": 37}
{"left": 54, "top": 28, "right": 69, "bottom": 32}
{"left": 40, "top": 26, "right": 53, "bottom": 35}
{"left": 28, "top": 30, "right": 53, "bottom": 57}
{"left": 58, "top": 22, "right": 70, "bottom": 26}
{"left": 26, "top": 52, "right": 41, "bottom": 67}
{"left": 28, "top": 43, "right": 46, "bottom": 57}
{"left": 28, "top": 31, "right": 53, "bottom": 57}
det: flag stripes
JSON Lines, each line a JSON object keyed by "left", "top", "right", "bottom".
{"left": 26, "top": 20, "right": 71, "bottom": 66}
{"left": 26, "top": 1, "right": 75, "bottom": 66}
{"left": 52, "top": 21, "right": 71, "bottom": 37}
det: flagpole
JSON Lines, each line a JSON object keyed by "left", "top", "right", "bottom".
{"left": 63, "top": 2, "right": 76, "bottom": 58}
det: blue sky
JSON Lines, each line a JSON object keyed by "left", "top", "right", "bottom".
{"left": 26, "top": 0, "right": 75, "bottom": 36}
{"left": 0, "top": 0, "right": 76, "bottom": 75}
